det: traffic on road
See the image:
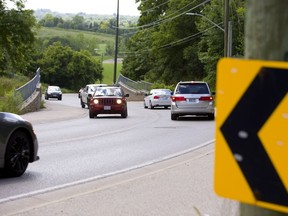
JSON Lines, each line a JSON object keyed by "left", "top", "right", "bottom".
{"left": 0, "top": 93, "right": 215, "bottom": 204}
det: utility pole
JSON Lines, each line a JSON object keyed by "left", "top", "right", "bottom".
{"left": 113, "top": 0, "right": 119, "bottom": 84}
{"left": 241, "top": 1, "right": 288, "bottom": 215}
{"left": 224, "top": 0, "right": 229, "bottom": 57}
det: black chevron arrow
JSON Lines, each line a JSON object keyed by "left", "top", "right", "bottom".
{"left": 221, "top": 67, "right": 288, "bottom": 206}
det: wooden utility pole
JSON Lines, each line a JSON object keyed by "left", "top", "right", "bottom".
{"left": 224, "top": 0, "right": 229, "bottom": 57}
{"left": 241, "top": 1, "right": 288, "bottom": 215}
{"left": 113, "top": 0, "right": 120, "bottom": 84}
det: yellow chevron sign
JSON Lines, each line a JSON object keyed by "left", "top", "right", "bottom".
{"left": 214, "top": 58, "right": 288, "bottom": 213}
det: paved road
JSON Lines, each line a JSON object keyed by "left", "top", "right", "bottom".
{"left": 0, "top": 94, "right": 239, "bottom": 216}
{"left": 1, "top": 144, "right": 239, "bottom": 216}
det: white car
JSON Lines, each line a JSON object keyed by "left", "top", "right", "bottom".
{"left": 171, "top": 81, "right": 215, "bottom": 120}
{"left": 144, "top": 89, "right": 172, "bottom": 109}
{"left": 80, "top": 84, "right": 108, "bottom": 108}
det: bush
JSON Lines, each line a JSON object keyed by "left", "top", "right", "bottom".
{"left": 0, "top": 91, "right": 23, "bottom": 114}
{"left": 0, "top": 76, "right": 27, "bottom": 113}
{"left": 150, "top": 82, "right": 175, "bottom": 91}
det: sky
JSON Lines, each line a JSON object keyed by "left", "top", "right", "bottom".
{"left": 24, "top": 0, "right": 140, "bottom": 16}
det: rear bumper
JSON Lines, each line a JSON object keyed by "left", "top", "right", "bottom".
{"left": 171, "top": 105, "right": 214, "bottom": 115}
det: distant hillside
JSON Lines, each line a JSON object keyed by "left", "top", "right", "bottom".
{"left": 32, "top": 9, "right": 139, "bottom": 24}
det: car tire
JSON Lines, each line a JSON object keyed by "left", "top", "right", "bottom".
{"left": 4, "top": 131, "right": 30, "bottom": 177}
{"left": 45, "top": 95, "right": 48, "bottom": 100}
{"left": 144, "top": 102, "right": 148, "bottom": 109}
{"left": 208, "top": 114, "right": 215, "bottom": 120}
{"left": 58, "top": 96, "right": 62, "bottom": 100}
{"left": 149, "top": 101, "right": 154, "bottom": 109}
{"left": 80, "top": 98, "right": 85, "bottom": 108}
{"left": 121, "top": 109, "right": 128, "bottom": 118}
{"left": 171, "top": 113, "right": 178, "bottom": 120}
{"left": 89, "top": 110, "right": 94, "bottom": 119}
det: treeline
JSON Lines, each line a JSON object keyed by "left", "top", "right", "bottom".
{"left": 1, "top": 0, "right": 245, "bottom": 93}
{"left": 0, "top": 1, "right": 114, "bottom": 91}
{"left": 37, "top": 12, "right": 138, "bottom": 35}
{"left": 121, "top": 0, "right": 245, "bottom": 90}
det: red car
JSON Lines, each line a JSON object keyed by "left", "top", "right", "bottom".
{"left": 88, "top": 86, "right": 129, "bottom": 118}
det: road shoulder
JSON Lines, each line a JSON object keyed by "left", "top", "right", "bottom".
{"left": 0, "top": 144, "right": 239, "bottom": 216}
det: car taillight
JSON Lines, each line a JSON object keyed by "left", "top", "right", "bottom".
{"left": 154, "top": 95, "right": 160, "bottom": 99}
{"left": 199, "top": 96, "right": 213, "bottom": 101}
{"left": 171, "top": 96, "right": 186, "bottom": 102}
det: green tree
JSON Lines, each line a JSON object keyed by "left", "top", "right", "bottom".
{"left": 38, "top": 42, "right": 102, "bottom": 91}
{"left": 0, "top": 0, "right": 38, "bottom": 75}
{"left": 122, "top": 0, "right": 205, "bottom": 85}
{"left": 196, "top": 0, "right": 245, "bottom": 89}
{"left": 67, "top": 50, "right": 103, "bottom": 90}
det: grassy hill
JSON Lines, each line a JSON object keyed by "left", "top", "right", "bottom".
{"left": 37, "top": 27, "right": 115, "bottom": 43}
{"left": 37, "top": 27, "right": 122, "bottom": 86}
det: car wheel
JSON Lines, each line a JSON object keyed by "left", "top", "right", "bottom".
{"left": 58, "top": 96, "right": 62, "bottom": 100}
{"left": 144, "top": 101, "right": 148, "bottom": 109}
{"left": 171, "top": 113, "right": 178, "bottom": 120}
{"left": 80, "top": 98, "right": 85, "bottom": 108}
{"left": 149, "top": 101, "right": 154, "bottom": 109}
{"left": 89, "top": 110, "right": 94, "bottom": 119}
{"left": 4, "top": 131, "right": 30, "bottom": 177}
{"left": 121, "top": 109, "right": 128, "bottom": 118}
{"left": 208, "top": 114, "right": 215, "bottom": 120}
{"left": 45, "top": 95, "right": 48, "bottom": 100}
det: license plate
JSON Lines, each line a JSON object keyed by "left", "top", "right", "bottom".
{"left": 104, "top": 106, "right": 111, "bottom": 110}
{"left": 188, "top": 98, "right": 197, "bottom": 102}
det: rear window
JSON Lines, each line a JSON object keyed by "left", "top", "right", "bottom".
{"left": 151, "top": 89, "right": 171, "bottom": 95}
{"left": 176, "top": 83, "right": 209, "bottom": 94}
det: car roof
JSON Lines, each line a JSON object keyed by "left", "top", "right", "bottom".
{"left": 151, "top": 88, "right": 171, "bottom": 91}
{"left": 87, "top": 84, "right": 108, "bottom": 87}
{"left": 178, "top": 81, "right": 206, "bottom": 84}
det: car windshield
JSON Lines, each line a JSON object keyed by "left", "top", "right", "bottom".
{"left": 151, "top": 90, "right": 171, "bottom": 95}
{"left": 49, "top": 87, "right": 60, "bottom": 91}
{"left": 176, "top": 83, "right": 209, "bottom": 94}
{"left": 94, "top": 87, "right": 122, "bottom": 96}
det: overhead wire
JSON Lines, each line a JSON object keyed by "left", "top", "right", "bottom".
{"left": 116, "top": 0, "right": 211, "bottom": 30}
{"left": 120, "top": 23, "right": 222, "bottom": 56}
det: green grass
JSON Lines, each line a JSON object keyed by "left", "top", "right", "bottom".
{"left": 37, "top": 27, "right": 115, "bottom": 44}
{"left": 0, "top": 76, "right": 28, "bottom": 114}
{"left": 98, "top": 62, "right": 122, "bottom": 85}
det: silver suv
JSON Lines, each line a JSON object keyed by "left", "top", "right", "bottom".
{"left": 171, "top": 81, "right": 215, "bottom": 120}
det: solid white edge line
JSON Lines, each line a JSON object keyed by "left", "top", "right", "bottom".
{"left": 0, "top": 139, "right": 215, "bottom": 204}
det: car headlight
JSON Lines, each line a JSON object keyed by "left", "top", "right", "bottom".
{"left": 93, "top": 99, "right": 99, "bottom": 104}
{"left": 116, "top": 99, "right": 122, "bottom": 104}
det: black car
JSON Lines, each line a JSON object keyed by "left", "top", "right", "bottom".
{"left": 0, "top": 112, "right": 39, "bottom": 177}
{"left": 45, "top": 86, "right": 62, "bottom": 100}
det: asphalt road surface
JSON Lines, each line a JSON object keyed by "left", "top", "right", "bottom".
{"left": 0, "top": 94, "right": 215, "bottom": 203}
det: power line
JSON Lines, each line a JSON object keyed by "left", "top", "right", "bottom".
{"left": 120, "top": 24, "right": 219, "bottom": 56}
{"left": 116, "top": 0, "right": 211, "bottom": 30}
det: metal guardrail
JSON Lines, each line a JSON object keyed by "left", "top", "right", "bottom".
{"left": 117, "top": 74, "right": 152, "bottom": 93}
{"left": 15, "top": 68, "right": 40, "bottom": 101}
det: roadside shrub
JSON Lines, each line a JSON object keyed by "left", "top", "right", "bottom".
{"left": 0, "top": 91, "right": 23, "bottom": 114}
{"left": 0, "top": 77, "right": 15, "bottom": 97}
{"left": 150, "top": 82, "right": 175, "bottom": 91}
